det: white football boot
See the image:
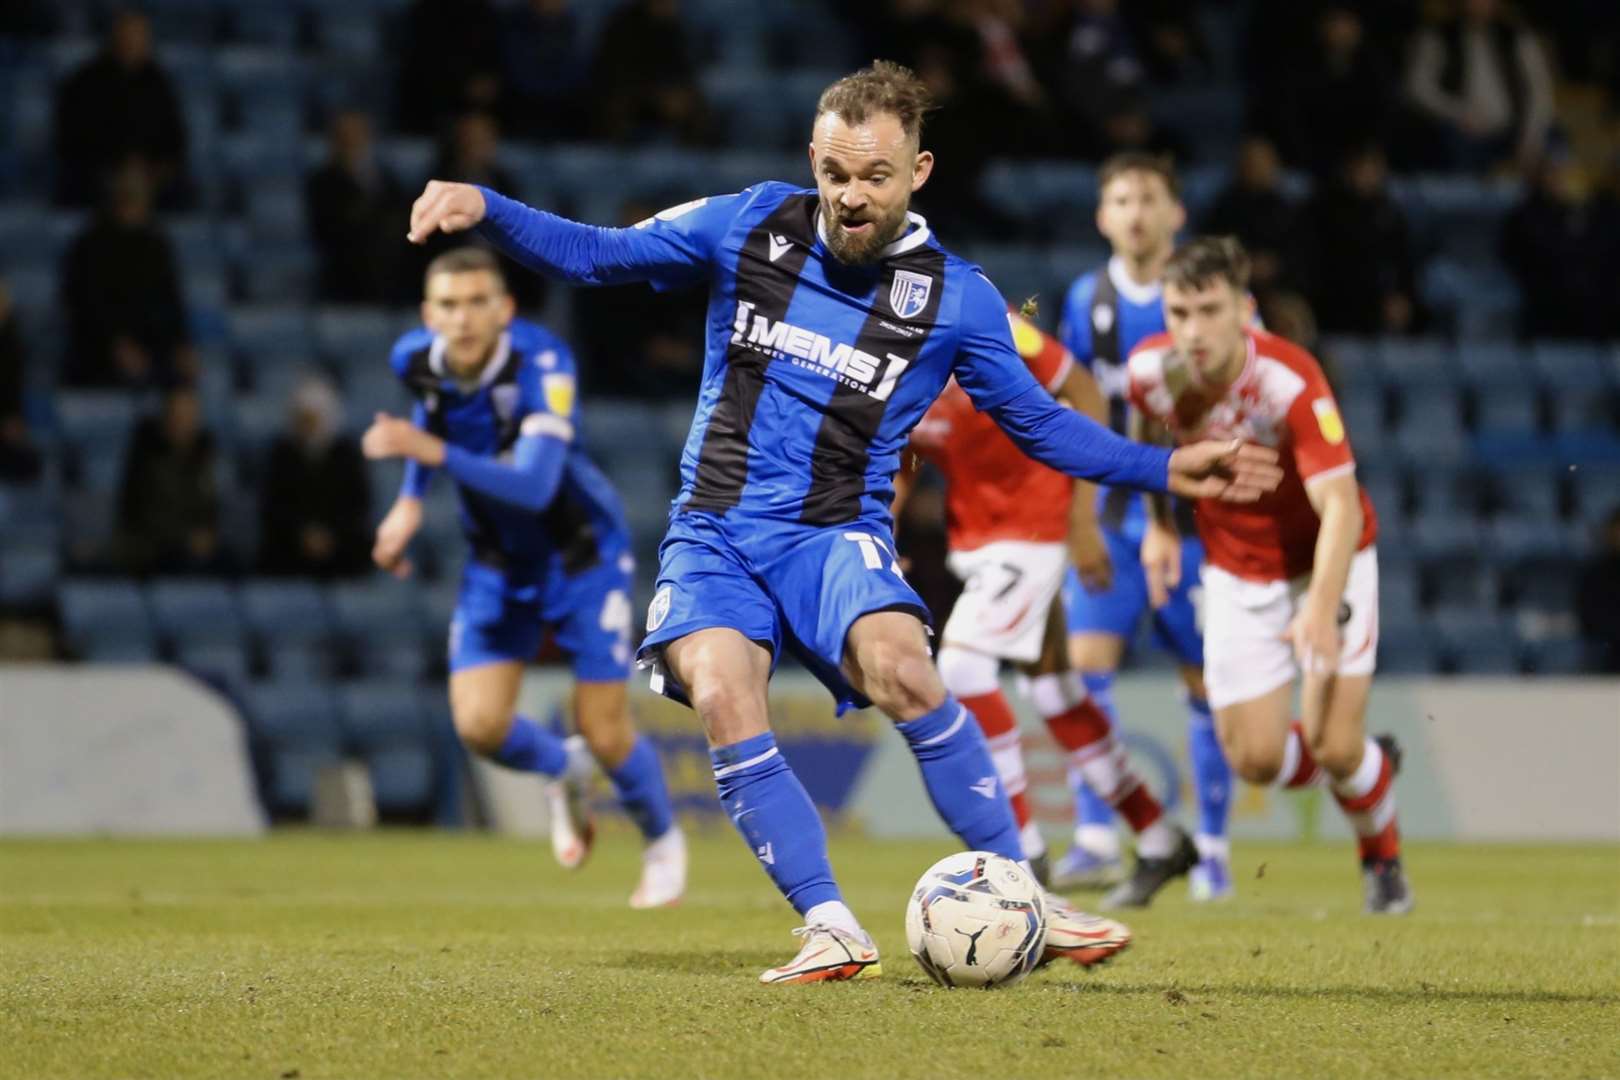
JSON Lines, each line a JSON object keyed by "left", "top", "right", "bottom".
{"left": 546, "top": 735, "right": 595, "bottom": 870}
{"left": 1037, "top": 891, "right": 1132, "bottom": 969}
{"left": 759, "top": 925, "right": 882, "bottom": 985}
{"left": 629, "top": 826, "right": 688, "bottom": 909}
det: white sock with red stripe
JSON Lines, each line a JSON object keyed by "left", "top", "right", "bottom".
{"left": 1275, "top": 721, "right": 1325, "bottom": 789}
{"left": 1028, "top": 672, "right": 1174, "bottom": 859}
{"left": 939, "top": 645, "right": 1045, "bottom": 860}
{"left": 1331, "top": 737, "right": 1401, "bottom": 863}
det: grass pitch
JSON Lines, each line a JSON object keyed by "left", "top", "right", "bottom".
{"left": 3, "top": 831, "right": 1617, "bottom": 1080}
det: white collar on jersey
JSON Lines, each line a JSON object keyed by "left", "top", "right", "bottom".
{"left": 430, "top": 329, "right": 513, "bottom": 392}
{"left": 1106, "top": 254, "right": 1163, "bottom": 307}
{"left": 814, "top": 209, "right": 933, "bottom": 259}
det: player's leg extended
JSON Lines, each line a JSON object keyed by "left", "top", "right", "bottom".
{"left": 845, "top": 611, "right": 1024, "bottom": 861}
{"left": 449, "top": 659, "right": 594, "bottom": 869}
{"left": 1297, "top": 549, "right": 1409, "bottom": 913}
{"left": 573, "top": 679, "right": 686, "bottom": 908}
{"left": 937, "top": 641, "right": 1043, "bottom": 864}
{"left": 664, "top": 627, "right": 877, "bottom": 982}
{"left": 1025, "top": 605, "right": 1196, "bottom": 909}
{"left": 554, "top": 561, "right": 685, "bottom": 907}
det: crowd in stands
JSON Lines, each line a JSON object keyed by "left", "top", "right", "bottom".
{"left": 1, "top": 0, "right": 1618, "bottom": 678}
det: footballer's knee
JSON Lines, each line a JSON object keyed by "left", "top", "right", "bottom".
{"left": 451, "top": 700, "right": 514, "bottom": 755}
{"left": 1217, "top": 723, "right": 1283, "bottom": 784}
{"left": 865, "top": 645, "right": 946, "bottom": 721}
{"left": 575, "top": 682, "right": 635, "bottom": 769}
{"left": 1309, "top": 726, "right": 1364, "bottom": 780}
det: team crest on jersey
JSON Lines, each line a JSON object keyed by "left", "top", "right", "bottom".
{"left": 1312, "top": 398, "right": 1346, "bottom": 444}
{"left": 646, "top": 586, "right": 672, "bottom": 632}
{"left": 889, "top": 270, "right": 933, "bottom": 320}
{"left": 1092, "top": 302, "right": 1116, "bottom": 334}
{"left": 491, "top": 384, "right": 520, "bottom": 425}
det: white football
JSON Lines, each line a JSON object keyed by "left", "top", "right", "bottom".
{"left": 905, "top": 851, "right": 1047, "bottom": 989}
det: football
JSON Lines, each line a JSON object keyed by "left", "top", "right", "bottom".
{"left": 904, "top": 851, "right": 1048, "bottom": 989}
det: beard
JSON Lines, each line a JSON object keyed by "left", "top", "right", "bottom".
{"left": 820, "top": 197, "right": 909, "bottom": 266}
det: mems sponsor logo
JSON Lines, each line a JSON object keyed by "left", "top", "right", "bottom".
{"left": 731, "top": 300, "right": 909, "bottom": 401}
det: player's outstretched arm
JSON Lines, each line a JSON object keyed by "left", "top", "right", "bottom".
{"left": 1165, "top": 439, "right": 1283, "bottom": 502}
{"left": 362, "top": 412, "right": 567, "bottom": 513}
{"left": 408, "top": 181, "right": 732, "bottom": 290}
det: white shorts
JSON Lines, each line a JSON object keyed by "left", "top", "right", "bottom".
{"left": 942, "top": 540, "right": 1068, "bottom": 664}
{"left": 1202, "top": 546, "right": 1380, "bottom": 710}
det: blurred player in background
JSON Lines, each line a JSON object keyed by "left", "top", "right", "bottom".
{"left": 899, "top": 304, "right": 1198, "bottom": 907}
{"left": 1127, "top": 237, "right": 1412, "bottom": 915}
{"left": 405, "top": 63, "right": 1281, "bottom": 983}
{"left": 363, "top": 247, "right": 686, "bottom": 909}
{"left": 1056, "top": 153, "right": 1235, "bottom": 901}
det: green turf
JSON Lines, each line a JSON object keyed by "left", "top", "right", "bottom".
{"left": 3, "top": 831, "right": 1617, "bottom": 1080}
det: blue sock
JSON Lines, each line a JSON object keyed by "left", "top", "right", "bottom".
{"left": 897, "top": 697, "right": 1023, "bottom": 862}
{"left": 491, "top": 714, "right": 569, "bottom": 777}
{"left": 609, "top": 735, "right": 675, "bottom": 842}
{"left": 1185, "top": 695, "right": 1231, "bottom": 845}
{"left": 1073, "top": 673, "right": 1118, "bottom": 830}
{"left": 712, "top": 732, "right": 840, "bottom": 915}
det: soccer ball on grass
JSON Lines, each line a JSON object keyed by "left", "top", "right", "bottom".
{"left": 904, "top": 851, "right": 1046, "bottom": 988}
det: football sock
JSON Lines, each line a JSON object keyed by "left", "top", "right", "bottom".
{"left": 960, "top": 690, "right": 1028, "bottom": 825}
{"left": 1069, "top": 672, "right": 1119, "bottom": 841}
{"left": 1032, "top": 672, "right": 1171, "bottom": 858}
{"left": 804, "top": 899, "right": 864, "bottom": 938}
{"left": 897, "top": 696, "right": 1024, "bottom": 862}
{"left": 1276, "top": 721, "right": 1325, "bottom": 789}
{"left": 607, "top": 735, "right": 676, "bottom": 843}
{"left": 1331, "top": 737, "right": 1401, "bottom": 863}
{"left": 490, "top": 713, "right": 569, "bottom": 777}
{"left": 711, "top": 732, "right": 841, "bottom": 915}
{"left": 1185, "top": 695, "right": 1232, "bottom": 853}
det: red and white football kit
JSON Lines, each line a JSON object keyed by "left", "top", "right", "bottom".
{"left": 1127, "top": 327, "right": 1380, "bottom": 708}
{"left": 911, "top": 312, "right": 1171, "bottom": 863}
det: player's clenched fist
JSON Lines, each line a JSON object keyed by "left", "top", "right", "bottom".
{"left": 408, "top": 180, "right": 486, "bottom": 244}
{"left": 1165, "top": 438, "right": 1282, "bottom": 503}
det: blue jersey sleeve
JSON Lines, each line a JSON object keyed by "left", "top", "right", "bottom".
{"left": 401, "top": 401, "right": 437, "bottom": 498}
{"left": 1058, "top": 274, "right": 1096, "bottom": 368}
{"left": 443, "top": 433, "right": 567, "bottom": 512}
{"left": 389, "top": 330, "right": 437, "bottom": 498}
{"left": 951, "top": 269, "right": 1048, "bottom": 411}
{"left": 475, "top": 187, "right": 744, "bottom": 292}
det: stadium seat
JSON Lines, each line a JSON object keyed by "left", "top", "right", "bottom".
{"left": 1415, "top": 465, "right": 1489, "bottom": 518}
{"left": 1455, "top": 342, "right": 1528, "bottom": 391}
{"left": 1530, "top": 342, "right": 1609, "bottom": 392}
{"left": 1569, "top": 464, "right": 1620, "bottom": 521}
{"left": 1422, "top": 555, "right": 1495, "bottom": 609}
{"left": 313, "top": 307, "right": 410, "bottom": 366}
{"left": 1500, "top": 557, "right": 1579, "bottom": 614}
{"left": 1379, "top": 338, "right": 1459, "bottom": 393}
{"left": 230, "top": 306, "right": 315, "bottom": 367}
{"left": 1338, "top": 387, "right": 1386, "bottom": 441}
{"left": 1376, "top": 623, "right": 1439, "bottom": 674}
{"left": 1547, "top": 385, "right": 1619, "bottom": 435}
{"left": 336, "top": 679, "right": 437, "bottom": 815}
{"left": 146, "top": 578, "right": 248, "bottom": 651}
{"left": 1472, "top": 388, "right": 1541, "bottom": 435}
{"left": 58, "top": 579, "right": 158, "bottom": 659}
{"left": 239, "top": 578, "right": 335, "bottom": 646}
{"left": 330, "top": 580, "right": 433, "bottom": 680}
{"left": 1488, "top": 518, "right": 1579, "bottom": 563}
{"left": 244, "top": 679, "right": 345, "bottom": 817}
{"left": 0, "top": 542, "right": 59, "bottom": 609}
{"left": 1430, "top": 608, "right": 1522, "bottom": 674}
{"left": 56, "top": 392, "right": 143, "bottom": 463}
{"left": 1524, "top": 636, "right": 1593, "bottom": 675}
{"left": 174, "top": 639, "right": 253, "bottom": 685}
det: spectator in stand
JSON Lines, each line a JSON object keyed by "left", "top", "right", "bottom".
{"left": 118, "top": 384, "right": 223, "bottom": 576}
{"left": 258, "top": 376, "right": 371, "bottom": 579}
{"left": 1576, "top": 506, "right": 1620, "bottom": 673}
{"left": 1202, "top": 136, "right": 1299, "bottom": 293}
{"left": 413, "top": 113, "right": 544, "bottom": 312}
{"left": 1406, "top": 0, "right": 1555, "bottom": 173}
{"left": 590, "top": 0, "right": 714, "bottom": 147}
{"left": 52, "top": 9, "right": 188, "bottom": 209}
{"left": 499, "top": 0, "right": 588, "bottom": 141}
{"left": 1500, "top": 157, "right": 1619, "bottom": 341}
{"left": 1033, "top": 0, "right": 1145, "bottom": 159}
{"left": 908, "top": 41, "right": 1013, "bottom": 240}
{"left": 570, "top": 197, "right": 708, "bottom": 399}
{"left": 0, "top": 279, "right": 43, "bottom": 485}
{"left": 1267, "top": 6, "right": 1400, "bottom": 178}
{"left": 306, "top": 109, "right": 409, "bottom": 306}
{"left": 1123, "top": 0, "right": 1212, "bottom": 86}
{"left": 1302, "top": 143, "right": 1420, "bottom": 336}
{"left": 395, "top": 0, "right": 503, "bottom": 136}
{"left": 60, "top": 161, "right": 194, "bottom": 389}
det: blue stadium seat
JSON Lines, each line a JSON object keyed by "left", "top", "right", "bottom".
{"left": 57, "top": 392, "right": 142, "bottom": 463}
{"left": 1430, "top": 608, "right": 1522, "bottom": 674}
{"left": 238, "top": 244, "right": 318, "bottom": 304}
{"left": 313, "top": 307, "right": 410, "bottom": 365}
{"left": 0, "top": 486, "right": 61, "bottom": 546}
{"left": 1488, "top": 518, "right": 1577, "bottom": 562}
{"left": 1569, "top": 464, "right": 1620, "bottom": 520}
{"left": 1530, "top": 343, "right": 1608, "bottom": 392}
{"left": 230, "top": 306, "right": 315, "bottom": 366}
{"left": 1376, "top": 623, "right": 1439, "bottom": 674}
{"left": 0, "top": 542, "right": 59, "bottom": 609}
{"left": 239, "top": 579, "right": 335, "bottom": 646}
{"left": 336, "top": 680, "right": 430, "bottom": 750}
{"left": 1338, "top": 388, "right": 1386, "bottom": 441}
{"left": 244, "top": 679, "right": 344, "bottom": 817}
{"left": 1455, "top": 343, "right": 1527, "bottom": 391}
{"left": 58, "top": 579, "right": 157, "bottom": 659}
{"left": 146, "top": 579, "right": 248, "bottom": 650}
{"left": 417, "top": 577, "right": 460, "bottom": 637}
{"left": 242, "top": 178, "right": 306, "bottom": 234}
{"left": 1422, "top": 555, "right": 1495, "bottom": 608}
{"left": 1501, "top": 557, "right": 1579, "bottom": 613}
{"left": 1525, "top": 636, "right": 1593, "bottom": 675}
{"left": 1379, "top": 338, "right": 1459, "bottom": 392}
{"left": 1415, "top": 465, "right": 1489, "bottom": 518}
{"left": 1547, "top": 385, "right": 1619, "bottom": 435}
{"left": 1472, "top": 385, "right": 1542, "bottom": 436}
{"left": 175, "top": 639, "right": 252, "bottom": 685}
{"left": 1378, "top": 560, "right": 1423, "bottom": 623}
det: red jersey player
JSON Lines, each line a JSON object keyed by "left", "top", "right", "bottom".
{"left": 899, "top": 307, "right": 1198, "bottom": 908}
{"left": 1126, "top": 237, "right": 1411, "bottom": 914}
